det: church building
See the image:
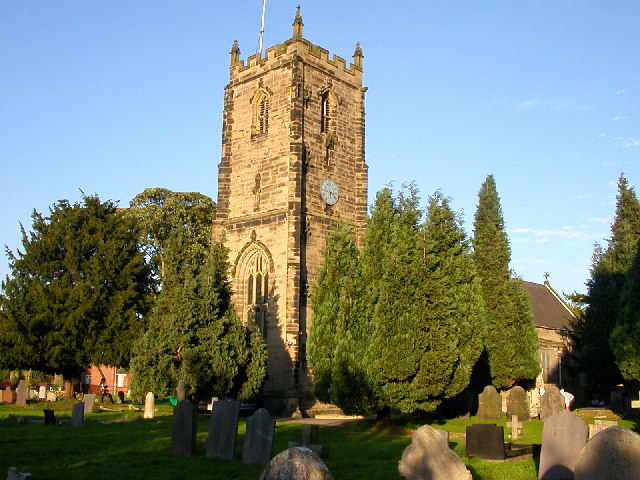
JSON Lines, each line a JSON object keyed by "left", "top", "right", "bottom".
{"left": 212, "top": 8, "right": 368, "bottom": 412}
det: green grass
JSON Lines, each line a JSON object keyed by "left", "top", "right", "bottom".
{"left": 1, "top": 402, "right": 638, "bottom": 479}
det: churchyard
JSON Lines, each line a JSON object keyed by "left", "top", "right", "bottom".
{"left": 1, "top": 393, "right": 639, "bottom": 480}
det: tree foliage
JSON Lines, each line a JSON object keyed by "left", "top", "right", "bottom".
{"left": 0, "top": 195, "right": 153, "bottom": 378}
{"left": 472, "top": 175, "right": 539, "bottom": 388}
{"left": 582, "top": 175, "right": 640, "bottom": 385}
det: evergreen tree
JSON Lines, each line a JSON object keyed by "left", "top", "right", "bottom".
{"left": 366, "top": 189, "right": 486, "bottom": 413}
{"left": 129, "top": 238, "right": 266, "bottom": 402}
{"left": 473, "top": 175, "right": 539, "bottom": 388}
{"left": 583, "top": 175, "right": 640, "bottom": 384}
{"left": 0, "top": 195, "right": 153, "bottom": 378}
{"left": 307, "top": 223, "right": 378, "bottom": 414}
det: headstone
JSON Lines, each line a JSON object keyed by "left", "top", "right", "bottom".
{"left": 71, "top": 402, "right": 84, "bottom": 426}
{"left": 171, "top": 400, "right": 198, "bottom": 457}
{"left": 46, "top": 391, "right": 57, "bottom": 402}
{"left": 507, "top": 414, "right": 522, "bottom": 440}
{"left": 117, "top": 391, "right": 125, "bottom": 403}
{"left": 15, "top": 380, "right": 27, "bottom": 407}
{"left": 287, "top": 424, "right": 330, "bottom": 458}
{"left": 242, "top": 408, "right": 275, "bottom": 465}
{"left": 43, "top": 409, "right": 57, "bottom": 426}
{"left": 588, "top": 419, "right": 618, "bottom": 439}
{"left": 610, "top": 390, "right": 624, "bottom": 413}
{"left": 176, "top": 380, "right": 187, "bottom": 403}
{"left": 399, "top": 425, "right": 471, "bottom": 480}
{"left": 538, "top": 410, "right": 587, "bottom": 480}
{"left": 5, "top": 388, "right": 16, "bottom": 404}
{"left": 540, "top": 385, "right": 566, "bottom": 421}
{"left": 631, "top": 392, "right": 640, "bottom": 410}
{"left": 478, "top": 385, "right": 502, "bottom": 420}
{"left": 465, "top": 424, "right": 505, "bottom": 460}
{"left": 574, "top": 426, "right": 640, "bottom": 480}
{"left": 144, "top": 392, "right": 155, "bottom": 419}
{"left": 83, "top": 394, "right": 96, "bottom": 414}
{"left": 259, "top": 447, "right": 334, "bottom": 480}
{"left": 7, "top": 467, "right": 32, "bottom": 480}
{"left": 205, "top": 399, "right": 240, "bottom": 460}
{"left": 38, "top": 386, "right": 46, "bottom": 400}
{"left": 506, "top": 386, "right": 530, "bottom": 421}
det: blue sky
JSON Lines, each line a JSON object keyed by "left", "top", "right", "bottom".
{"left": 1, "top": 1, "right": 638, "bottom": 297}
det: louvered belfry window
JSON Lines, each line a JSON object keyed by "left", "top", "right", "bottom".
{"left": 258, "top": 96, "right": 269, "bottom": 134}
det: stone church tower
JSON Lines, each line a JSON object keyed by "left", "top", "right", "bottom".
{"left": 213, "top": 8, "right": 368, "bottom": 412}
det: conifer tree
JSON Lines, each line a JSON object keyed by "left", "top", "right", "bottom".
{"left": 473, "top": 175, "right": 539, "bottom": 388}
{"left": 0, "top": 195, "right": 153, "bottom": 378}
{"left": 583, "top": 175, "right": 640, "bottom": 384}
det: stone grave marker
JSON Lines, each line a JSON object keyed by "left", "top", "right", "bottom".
{"left": 540, "top": 385, "right": 566, "bottom": 421}
{"left": 574, "top": 426, "right": 640, "bottom": 480}
{"left": 610, "top": 390, "right": 625, "bottom": 414}
{"left": 507, "top": 414, "right": 522, "bottom": 440}
{"left": 588, "top": 419, "right": 617, "bottom": 439}
{"left": 465, "top": 424, "right": 506, "bottom": 460}
{"left": 38, "top": 386, "right": 46, "bottom": 401}
{"left": 171, "top": 400, "right": 198, "bottom": 457}
{"left": 259, "top": 447, "right": 333, "bottom": 480}
{"left": 71, "top": 402, "right": 84, "bottom": 426}
{"left": 287, "top": 424, "right": 330, "bottom": 458}
{"left": 506, "top": 386, "right": 530, "bottom": 421}
{"left": 117, "top": 391, "right": 125, "bottom": 403}
{"left": 144, "top": 392, "right": 155, "bottom": 419}
{"left": 16, "top": 381, "right": 27, "bottom": 407}
{"left": 7, "top": 467, "right": 32, "bottom": 480}
{"left": 242, "top": 408, "right": 275, "bottom": 465}
{"left": 399, "top": 425, "right": 471, "bottom": 480}
{"left": 46, "top": 391, "right": 56, "bottom": 402}
{"left": 83, "top": 394, "right": 96, "bottom": 414}
{"left": 176, "top": 379, "right": 187, "bottom": 403}
{"left": 6, "top": 387, "right": 16, "bottom": 403}
{"left": 538, "top": 410, "right": 587, "bottom": 480}
{"left": 43, "top": 409, "right": 57, "bottom": 426}
{"left": 631, "top": 392, "right": 640, "bottom": 410}
{"left": 478, "top": 385, "right": 502, "bottom": 420}
{"left": 206, "top": 399, "right": 240, "bottom": 460}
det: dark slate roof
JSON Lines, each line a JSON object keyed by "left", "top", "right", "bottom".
{"left": 523, "top": 281, "right": 575, "bottom": 330}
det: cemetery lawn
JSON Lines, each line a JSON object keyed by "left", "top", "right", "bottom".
{"left": 1, "top": 402, "right": 638, "bottom": 479}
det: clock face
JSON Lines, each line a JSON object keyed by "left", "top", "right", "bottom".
{"left": 320, "top": 178, "right": 339, "bottom": 206}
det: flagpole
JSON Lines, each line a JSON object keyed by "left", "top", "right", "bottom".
{"left": 257, "top": 0, "right": 267, "bottom": 55}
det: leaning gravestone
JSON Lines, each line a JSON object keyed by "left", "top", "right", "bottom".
{"left": 16, "top": 381, "right": 27, "bottom": 407}
{"left": 399, "top": 425, "right": 471, "bottom": 480}
{"left": 171, "top": 400, "right": 198, "bottom": 457}
{"left": 144, "top": 392, "right": 155, "bottom": 419}
{"left": 506, "top": 386, "right": 530, "bottom": 421}
{"left": 206, "top": 400, "right": 240, "bottom": 460}
{"left": 540, "top": 385, "right": 566, "bottom": 421}
{"left": 538, "top": 410, "right": 587, "bottom": 480}
{"left": 574, "top": 426, "right": 640, "bottom": 480}
{"left": 242, "top": 408, "right": 275, "bottom": 465}
{"left": 71, "top": 402, "right": 84, "bottom": 426}
{"left": 83, "top": 394, "right": 96, "bottom": 414}
{"left": 465, "top": 424, "right": 506, "bottom": 460}
{"left": 259, "top": 447, "right": 333, "bottom": 480}
{"left": 478, "top": 385, "right": 503, "bottom": 420}
{"left": 588, "top": 419, "right": 617, "bottom": 439}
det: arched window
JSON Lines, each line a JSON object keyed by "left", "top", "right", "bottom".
{"left": 321, "top": 93, "right": 330, "bottom": 133}
{"left": 252, "top": 90, "right": 270, "bottom": 136}
{"left": 245, "top": 252, "right": 269, "bottom": 337}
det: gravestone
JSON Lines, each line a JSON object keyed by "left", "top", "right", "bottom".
{"left": 588, "top": 419, "right": 617, "bottom": 439}
{"left": 7, "top": 467, "right": 32, "bottom": 480}
{"left": 43, "top": 409, "right": 57, "bottom": 426}
{"left": 574, "top": 426, "right": 640, "bottom": 480}
{"left": 16, "top": 381, "right": 27, "bottom": 407}
{"left": 538, "top": 410, "right": 587, "bottom": 480}
{"left": 144, "top": 392, "right": 155, "bottom": 419}
{"left": 287, "top": 424, "right": 330, "bottom": 458}
{"left": 83, "top": 394, "right": 96, "bottom": 414}
{"left": 242, "top": 408, "right": 275, "bottom": 465}
{"left": 6, "top": 387, "right": 16, "bottom": 403}
{"left": 206, "top": 399, "right": 240, "bottom": 459}
{"left": 71, "top": 402, "right": 84, "bottom": 426}
{"left": 506, "top": 386, "right": 530, "bottom": 421}
{"left": 38, "top": 386, "right": 46, "bottom": 401}
{"left": 171, "top": 400, "right": 197, "bottom": 457}
{"left": 117, "top": 391, "right": 125, "bottom": 403}
{"left": 610, "top": 390, "right": 624, "bottom": 414}
{"left": 259, "top": 447, "right": 333, "bottom": 480}
{"left": 507, "top": 414, "right": 522, "bottom": 440}
{"left": 478, "top": 385, "right": 502, "bottom": 420}
{"left": 465, "top": 424, "right": 506, "bottom": 460}
{"left": 631, "top": 392, "right": 640, "bottom": 410}
{"left": 46, "top": 391, "right": 57, "bottom": 402}
{"left": 176, "top": 380, "right": 187, "bottom": 403}
{"left": 540, "top": 385, "right": 566, "bottom": 421}
{"left": 399, "top": 425, "right": 471, "bottom": 480}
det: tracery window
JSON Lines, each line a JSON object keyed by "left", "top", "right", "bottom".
{"left": 320, "top": 92, "right": 331, "bottom": 133}
{"left": 246, "top": 252, "right": 269, "bottom": 337}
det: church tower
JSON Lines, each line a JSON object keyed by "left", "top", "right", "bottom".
{"left": 213, "top": 8, "right": 368, "bottom": 412}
